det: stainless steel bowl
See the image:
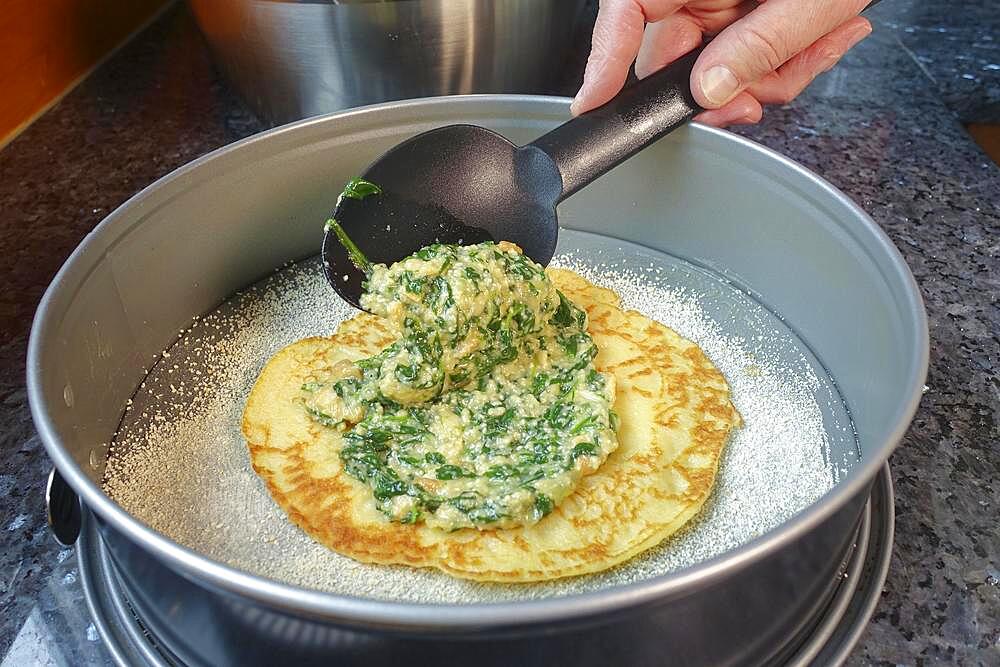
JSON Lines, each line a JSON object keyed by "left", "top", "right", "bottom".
{"left": 189, "top": 0, "right": 588, "bottom": 124}
{"left": 28, "top": 96, "right": 927, "bottom": 665}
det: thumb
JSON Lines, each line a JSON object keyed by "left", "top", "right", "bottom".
{"left": 691, "top": 0, "right": 869, "bottom": 108}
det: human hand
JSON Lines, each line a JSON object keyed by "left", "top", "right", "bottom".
{"left": 571, "top": 0, "right": 873, "bottom": 126}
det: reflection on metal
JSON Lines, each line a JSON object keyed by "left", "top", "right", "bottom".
{"left": 188, "top": 0, "right": 587, "bottom": 124}
{"left": 46, "top": 468, "right": 81, "bottom": 546}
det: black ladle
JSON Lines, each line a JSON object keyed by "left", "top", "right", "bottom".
{"left": 322, "top": 0, "right": 887, "bottom": 307}
{"left": 323, "top": 0, "right": 886, "bottom": 308}
{"left": 322, "top": 49, "right": 703, "bottom": 308}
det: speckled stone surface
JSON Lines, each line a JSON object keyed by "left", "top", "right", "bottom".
{"left": 871, "top": 0, "right": 1000, "bottom": 124}
{"left": 736, "top": 6, "right": 1000, "bottom": 662}
{"left": 0, "top": 0, "right": 997, "bottom": 664}
{"left": 0, "top": 7, "right": 264, "bottom": 663}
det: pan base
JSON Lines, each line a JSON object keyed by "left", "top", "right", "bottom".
{"left": 79, "top": 467, "right": 893, "bottom": 667}
{"left": 102, "top": 228, "right": 859, "bottom": 601}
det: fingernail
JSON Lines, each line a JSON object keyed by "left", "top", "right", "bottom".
{"left": 846, "top": 22, "right": 873, "bottom": 50}
{"left": 700, "top": 65, "right": 740, "bottom": 106}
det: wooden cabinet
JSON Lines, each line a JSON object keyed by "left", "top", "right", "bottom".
{"left": 1, "top": 0, "right": 168, "bottom": 146}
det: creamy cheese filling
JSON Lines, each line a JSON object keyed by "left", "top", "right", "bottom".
{"left": 303, "top": 241, "right": 618, "bottom": 531}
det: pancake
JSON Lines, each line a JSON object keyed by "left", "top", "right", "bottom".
{"left": 242, "top": 269, "right": 741, "bottom": 582}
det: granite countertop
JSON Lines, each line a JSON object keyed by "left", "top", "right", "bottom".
{"left": 1, "top": 0, "right": 997, "bottom": 664}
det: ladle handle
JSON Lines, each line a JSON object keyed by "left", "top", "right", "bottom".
{"left": 530, "top": 48, "right": 702, "bottom": 201}
{"left": 532, "top": 0, "right": 885, "bottom": 202}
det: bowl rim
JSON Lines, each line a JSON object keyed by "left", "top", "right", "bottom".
{"left": 27, "top": 94, "right": 928, "bottom": 632}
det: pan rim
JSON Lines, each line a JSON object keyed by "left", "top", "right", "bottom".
{"left": 27, "top": 94, "right": 928, "bottom": 631}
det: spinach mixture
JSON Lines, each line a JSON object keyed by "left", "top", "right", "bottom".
{"left": 306, "top": 203, "right": 617, "bottom": 530}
